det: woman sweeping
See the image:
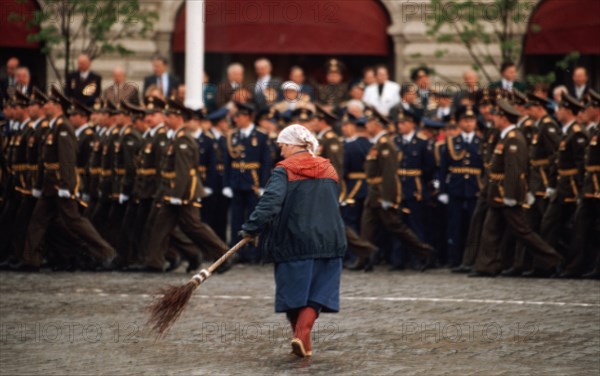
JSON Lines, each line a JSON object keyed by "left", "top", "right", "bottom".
{"left": 240, "top": 124, "right": 347, "bottom": 357}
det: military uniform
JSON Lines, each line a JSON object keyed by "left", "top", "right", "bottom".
{"left": 194, "top": 127, "right": 218, "bottom": 234}
{"left": 342, "top": 133, "right": 371, "bottom": 232}
{"left": 22, "top": 88, "right": 114, "bottom": 269}
{"left": 144, "top": 126, "right": 227, "bottom": 271}
{"left": 207, "top": 108, "right": 231, "bottom": 242}
{"left": 359, "top": 122, "right": 433, "bottom": 269}
{"left": 439, "top": 127, "right": 483, "bottom": 267}
{"left": 224, "top": 103, "right": 273, "bottom": 262}
{"left": 539, "top": 95, "right": 589, "bottom": 266}
{"left": 65, "top": 70, "right": 102, "bottom": 107}
{"left": 473, "top": 100, "right": 561, "bottom": 276}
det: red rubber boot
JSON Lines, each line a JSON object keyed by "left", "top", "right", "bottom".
{"left": 291, "top": 306, "right": 317, "bottom": 357}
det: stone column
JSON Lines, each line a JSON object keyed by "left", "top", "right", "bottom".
{"left": 185, "top": 0, "right": 204, "bottom": 109}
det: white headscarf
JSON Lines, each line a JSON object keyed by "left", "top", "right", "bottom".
{"left": 276, "top": 124, "right": 319, "bottom": 156}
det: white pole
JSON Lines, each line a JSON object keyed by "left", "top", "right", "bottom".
{"left": 185, "top": 0, "right": 204, "bottom": 110}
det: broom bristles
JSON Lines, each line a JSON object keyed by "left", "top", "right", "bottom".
{"left": 147, "top": 280, "right": 199, "bottom": 338}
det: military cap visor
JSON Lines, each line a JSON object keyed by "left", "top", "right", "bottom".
{"left": 524, "top": 92, "right": 551, "bottom": 108}
{"left": 559, "top": 92, "right": 584, "bottom": 112}
{"left": 585, "top": 89, "right": 600, "bottom": 108}
{"left": 492, "top": 99, "right": 521, "bottom": 118}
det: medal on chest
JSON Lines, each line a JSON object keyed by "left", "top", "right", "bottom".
{"left": 251, "top": 136, "right": 258, "bottom": 147}
{"left": 46, "top": 134, "right": 54, "bottom": 145}
{"left": 144, "top": 143, "right": 152, "bottom": 154}
{"left": 494, "top": 143, "right": 504, "bottom": 154}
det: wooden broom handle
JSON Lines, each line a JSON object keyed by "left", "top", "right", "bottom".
{"left": 207, "top": 237, "right": 253, "bottom": 274}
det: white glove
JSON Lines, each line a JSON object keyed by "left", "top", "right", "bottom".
{"left": 222, "top": 187, "right": 233, "bottom": 198}
{"left": 169, "top": 197, "right": 182, "bottom": 205}
{"left": 82, "top": 193, "right": 90, "bottom": 202}
{"left": 381, "top": 200, "right": 393, "bottom": 210}
{"left": 545, "top": 188, "right": 557, "bottom": 200}
{"left": 58, "top": 189, "right": 71, "bottom": 198}
{"left": 258, "top": 188, "right": 265, "bottom": 196}
{"left": 526, "top": 192, "right": 536, "bottom": 206}
{"left": 503, "top": 198, "right": 517, "bottom": 207}
{"left": 432, "top": 179, "right": 440, "bottom": 190}
{"left": 340, "top": 201, "right": 348, "bottom": 207}
{"left": 119, "top": 193, "right": 129, "bottom": 204}
{"left": 437, "top": 193, "right": 449, "bottom": 205}
{"left": 203, "top": 187, "right": 213, "bottom": 197}
{"left": 32, "top": 189, "right": 42, "bottom": 198}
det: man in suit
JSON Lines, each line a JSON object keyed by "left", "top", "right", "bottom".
{"left": 411, "top": 66, "right": 432, "bottom": 111}
{"left": 142, "top": 56, "right": 180, "bottom": 99}
{"left": 253, "top": 58, "right": 281, "bottom": 111}
{"left": 317, "top": 59, "right": 349, "bottom": 114}
{"left": 0, "top": 57, "right": 19, "bottom": 107}
{"left": 13, "top": 67, "right": 34, "bottom": 97}
{"left": 568, "top": 67, "right": 590, "bottom": 101}
{"left": 102, "top": 66, "right": 140, "bottom": 105}
{"left": 216, "top": 63, "right": 245, "bottom": 108}
{"left": 65, "top": 54, "right": 102, "bottom": 107}
{"left": 362, "top": 65, "right": 400, "bottom": 117}
{"left": 489, "top": 61, "right": 526, "bottom": 93}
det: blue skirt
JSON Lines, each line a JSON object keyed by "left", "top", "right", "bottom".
{"left": 274, "top": 257, "right": 342, "bottom": 313}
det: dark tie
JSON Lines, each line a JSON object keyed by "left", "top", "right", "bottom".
{"left": 378, "top": 84, "right": 384, "bottom": 97}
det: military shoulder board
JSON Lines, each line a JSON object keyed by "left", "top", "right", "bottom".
{"left": 85, "top": 129, "right": 94, "bottom": 135}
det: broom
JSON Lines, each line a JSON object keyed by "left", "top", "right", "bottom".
{"left": 147, "top": 237, "right": 252, "bottom": 338}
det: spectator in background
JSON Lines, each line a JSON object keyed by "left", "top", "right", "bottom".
{"left": 362, "top": 66, "right": 376, "bottom": 86}
{"left": 454, "top": 69, "right": 480, "bottom": 107}
{"left": 143, "top": 56, "right": 180, "bottom": 99}
{"left": 204, "top": 72, "right": 217, "bottom": 113}
{"left": 253, "top": 58, "right": 281, "bottom": 110}
{"left": 489, "top": 61, "right": 526, "bottom": 93}
{"left": 551, "top": 85, "right": 568, "bottom": 113}
{"left": 568, "top": 66, "right": 589, "bottom": 101}
{"left": 362, "top": 65, "right": 400, "bottom": 117}
{"left": 102, "top": 66, "right": 140, "bottom": 104}
{"left": 144, "top": 85, "right": 165, "bottom": 100}
{"left": 0, "top": 57, "right": 20, "bottom": 103}
{"left": 65, "top": 54, "right": 102, "bottom": 107}
{"left": 216, "top": 63, "right": 245, "bottom": 108}
{"left": 288, "top": 66, "right": 314, "bottom": 102}
{"left": 14, "top": 67, "right": 33, "bottom": 96}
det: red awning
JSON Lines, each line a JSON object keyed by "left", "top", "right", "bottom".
{"left": 0, "top": 0, "right": 40, "bottom": 48}
{"left": 525, "top": 0, "right": 600, "bottom": 55}
{"left": 173, "top": 0, "right": 390, "bottom": 55}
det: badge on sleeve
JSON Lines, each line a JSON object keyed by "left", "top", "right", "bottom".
{"left": 509, "top": 144, "right": 518, "bottom": 152}
{"left": 180, "top": 143, "right": 188, "bottom": 149}
{"left": 60, "top": 131, "right": 68, "bottom": 137}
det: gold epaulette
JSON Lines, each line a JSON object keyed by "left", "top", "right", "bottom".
{"left": 176, "top": 129, "right": 186, "bottom": 138}
{"left": 85, "top": 129, "right": 94, "bottom": 135}
{"left": 325, "top": 131, "right": 335, "bottom": 139}
{"left": 124, "top": 127, "right": 131, "bottom": 135}
{"left": 524, "top": 119, "right": 534, "bottom": 127}
{"left": 379, "top": 136, "right": 388, "bottom": 144}
{"left": 158, "top": 127, "right": 167, "bottom": 134}
{"left": 41, "top": 121, "right": 49, "bottom": 128}
{"left": 542, "top": 117, "right": 554, "bottom": 124}
{"left": 111, "top": 127, "right": 119, "bottom": 135}
{"left": 573, "top": 124, "right": 582, "bottom": 133}
{"left": 417, "top": 131, "right": 428, "bottom": 140}
{"left": 507, "top": 131, "right": 516, "bottom": 138}
{"left": 255, "top": 128, "right": 267, "bottom": 135}
{"left": 57, "top": 118, "right": 64, "bottom": 126}
{"left": 204, "top": 130, "right": 214, "bottom": 139}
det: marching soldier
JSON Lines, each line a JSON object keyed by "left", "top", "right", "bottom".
{"left": 207, "top": 107, "right": 231, "bottom": 242}
{"left": 314, "top": 104, "right": 344, "bottom": 199}
{"left": 84, "top": 98, "right": 111, "bottom": 216}
{"left": 471, "top": 99, "right": 562, "bottom": 277}
{"left": 143, "top": 99, "right": 228, "bottom": 272}
{"left": 438, "top": 105, "right": 483, "bottom": 268}
{"left": 502, "top": 93, "right": 561, "bottom": 276}
{"left": 512, "top": 90, "right": 536, "bottom": 146}
{"left": 222, "top": 101, "right": 273, "bottom": 263}
{"left": 560, "top": 90, "right": 599, "bottom": 278}
{"left": 66, "top": 99, "right": 96, "bottom": 213}
{"left": 358, "top": 107, "right": 433, "bottom": 271}
{"left": 20, "top": 86, "right": 115, "bottom": 271}
{"left": 391, "top": 108, "right": 435, "bottom": 269}
{"left": 535, "top": 93, "right": 589, "bottom": 276}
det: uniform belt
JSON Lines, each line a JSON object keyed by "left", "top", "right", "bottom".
{"left": 397, "top": 169, "right": 422, "bottom": 177}
{"left": 76, "top": 167, "right": 85, "bottom": 174}
{"left": 489, "top": 173, "right": 505, "bottom": 181}
{"left": 367, "top": 177, "right": 383, "bottom": 184}
{"left": 137, "top": 168, "right": 157, "bottom": 176}
{"left": 586, "top": 165, "right": 600, "bottom": 173}
{"left": 12, "top": 164, "right": 28, "bottom": 172}
{"left": 115, "top": 168, "right": 126, "bottom": 175}
{"left": 216, "top": 164, "right": 225, "bottom": 172}
{"left": 449, "top": 167, "right": 481, "bottom": 175}
{"left": 101, "top": 169, "right": 113, "bottom": 177}
{"left": 44, "top": 163, "right": 59, "bottom": 170}
{"left": 347, "top": 172, "right": 367, "bottom": 179}
{"left": 531, "top": 159, "right": 550, "bottom": 167}
{"left": 27, "top": 164, "right": 38, "bottom": 171}
{"left": 231, "top": 162, "right": 260, "bottom": 170}
{"left": 161, "top": 171, "right": 176, "bottom": 179}
{"left": 89, "top": 167, "right": 102, "bottom": 175}
{"left": 197, "top": 166, "right": 207, "bottom": 172}
{"left": 558, "top": 169, "right": 578, "bottom": 177}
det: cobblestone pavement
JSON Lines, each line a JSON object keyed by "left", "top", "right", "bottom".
{"left": 1, "top": 266, "right": 599, "bottom": 375}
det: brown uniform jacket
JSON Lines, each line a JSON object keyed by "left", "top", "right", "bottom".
{"left": 112, "top": 124, "right": 142, "bottom": 197}
{"left": 364, "top": 133, "right": 401, "bottom": 208}
{"left": 160, "top": 129, "right": 203, "bottom": 204}
{"left": 552, "top": 121, "right": 588, "bottom": 202}
{"left": 582, "top": 127, "right": 600, "bottom": 199}
{"left": 76, "top": 125, "right": 96, "bottom": 197}
{"left": 317, "top": 128, "right": 345, "bottom": 201}
{"left": 529, "top": 115, "right": 561, "bottom": 197}
{"left": 487, "top": 127, "right": 528, "bottom": 208}
{"left": 133, "top": 124, "right": 169, "bottom": 200}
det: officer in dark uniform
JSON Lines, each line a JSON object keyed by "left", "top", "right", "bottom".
{"left": 562, "top": 90, "right": 600, "bottom": 278}
{"left": 207, "top": 107, "right": 231, "bottom": 242}
{"left": 317, "top": 59, "right": 349, "bottom": 114}
{"left": 452, "top": 94, "right": 501, "bottom": 273}
{"left": 65, "top": 54, "right": 102, "bottom": 107}
{"left": 84, "top": 98, "right": 110, "bottom": 217}
{"left": 314, "top": 104, "right": 344, "bottom": 199}
{"left": 471, "top": 99, "right": 562, "bottom": 277}
{"left": 502, "top": 93, "right": 561, "bottom": 276}
{"left": 512, "top": 90, "right": 536, "bottom": 146}
{"left": 134, "top": 96, "right": 169, "bottom": 262}
{"left": 143, "top": 100, "right": 228, "bottom": 271}
{"left": 438, "top": 105, "right": 483, "bottom": 267}
{"left": 392, "top": 107, "right": 435, "bottom": 269}
{"left": 20, "top": 86, "right": 115, "bottom": 271}
{"left": 359, "top": 107, "right": 433, "bottom": 271}
{"left": 223, "top": 101, "right": 273, "bottom": 262}
{"left": 535, "top": 93, "right": 589, "bottom": 276}
{"left": 66, "top": 99, "right": 96, "bottom": 214}
{"left": 90, "top": 100, "right": 123, "bottom": 239}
